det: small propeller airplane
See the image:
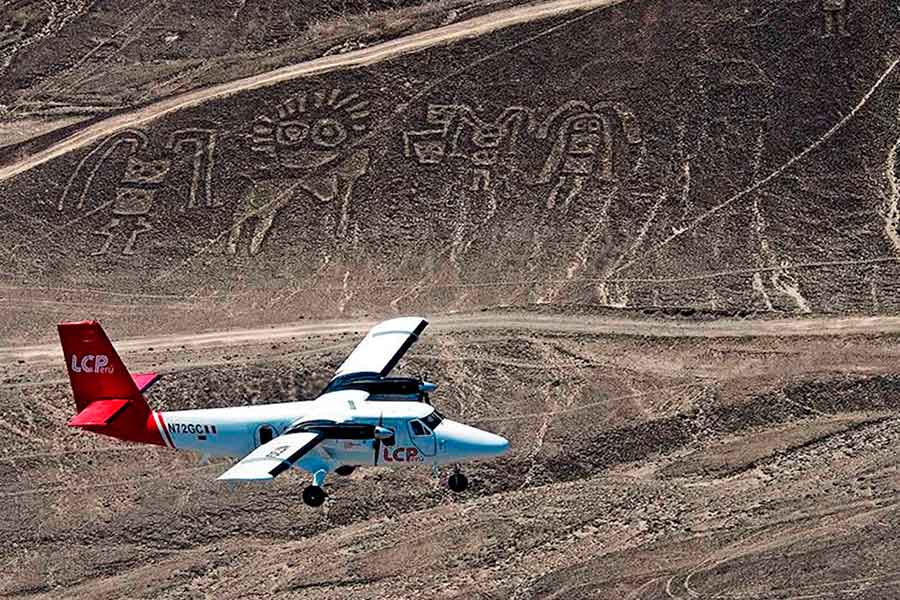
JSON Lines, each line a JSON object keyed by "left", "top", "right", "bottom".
{"left": 58, "top": 317, "right": 509, "bottom": 506}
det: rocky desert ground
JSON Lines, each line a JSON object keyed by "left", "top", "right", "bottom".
{"left": 2, "top": 0, "right": 900, "bottom": 598}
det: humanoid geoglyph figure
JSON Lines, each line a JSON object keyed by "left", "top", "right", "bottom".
{"left": 823, "top": 0, "right": 849, "bottom": 37}
{"left": 228, "top": 89, "right": 371, "bottom": 255}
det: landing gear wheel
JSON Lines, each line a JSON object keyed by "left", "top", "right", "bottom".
{"left": 302, "top": 485, "right": 326, "bottom": 507}
{"left": 335, "top": 465, "right": 355, "bottom": 476}
{"left": 448, "top": 472, "right": 468, "bottom": 493}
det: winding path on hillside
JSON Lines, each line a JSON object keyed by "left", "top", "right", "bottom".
{"left": 0, "top": 0, "right": 626, "bottom": 182}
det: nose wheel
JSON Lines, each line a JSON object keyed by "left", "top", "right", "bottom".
{"left": 448, "top": 471, "right": 468, "bottom": 493}
{"left": 302, "top": 485, "right": 326, "bottom": 507}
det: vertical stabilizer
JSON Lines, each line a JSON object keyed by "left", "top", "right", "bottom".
{"left": 58, "top": 320, "right": 140, "bottom": 410}
{"left": 58, "top": 321, "right": 164, "bottom": 446}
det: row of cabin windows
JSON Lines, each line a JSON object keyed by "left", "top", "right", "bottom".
{"left": 257, "top": 410, "right": 444, "bottom": 444}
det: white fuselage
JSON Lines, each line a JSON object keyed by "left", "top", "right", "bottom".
{"left": 155, "top": 396, "right": 505, "bottom": 474}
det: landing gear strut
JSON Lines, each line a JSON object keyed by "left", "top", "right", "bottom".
{"left": 448, "top": 467, "right": 468, "bottom": 493}
{"left": 302, "top": 485, "right": 326, "bottom": 507}
{"left": 303, "top": 468, "right": 329, "bottom": 507}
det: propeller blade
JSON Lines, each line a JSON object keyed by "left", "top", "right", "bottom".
{"left": 373, "top": 412, "right": 383, "bottom": 466}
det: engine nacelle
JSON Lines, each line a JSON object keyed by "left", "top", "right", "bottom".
{"left": 374, "top": 426, "right": 394, "bottom": 440}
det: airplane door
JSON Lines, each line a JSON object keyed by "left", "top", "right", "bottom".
{"left": 408, "top": 418, "right": 436, "bottom": 456}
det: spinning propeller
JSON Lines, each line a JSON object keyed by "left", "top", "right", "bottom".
{"left": 417, "top": 373, "right": 438, "bottom": 403}
{"left": 372, "top": 412, "right": 394, "bottom": 465}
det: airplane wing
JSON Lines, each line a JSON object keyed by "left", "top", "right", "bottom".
{"left": 217, "top": 431, "right": 324, "bottom": 482}
{"left": 332, "top": 317, "right": 428, "bottom": 380}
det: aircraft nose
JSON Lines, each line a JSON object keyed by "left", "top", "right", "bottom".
{"left": 483, "top": 431, "right": 510, "bottom": 455}
{"left": 438, "top": 419, "right": 509, "bottom": 459}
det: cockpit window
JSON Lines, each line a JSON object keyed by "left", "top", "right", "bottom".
{"left": 422, "top": 410, "right": 444, "bottom": 431}
{"left": 410, "top": 420, "right": 427, "bottom": 436}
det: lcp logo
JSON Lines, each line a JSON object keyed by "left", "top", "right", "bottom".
{"left": 70, "top": 354, "right": 114, "bottom": 374}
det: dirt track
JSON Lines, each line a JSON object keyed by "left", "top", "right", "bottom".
{"left": 3, "top": 2, "right": 900, "bottom": 597}
{"left": 0, "top": 0, "right": 896, "bottom": 324}
{"left": 0, "top": 0, "right": 623, "bottom": 182}
{"left": 3, "top": 314, "right": 900, "bottom": 599}
{"left": 6, "top": 312, "right": 900, "bottom": 361}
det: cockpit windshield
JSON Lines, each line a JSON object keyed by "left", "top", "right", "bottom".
{"left": 421, "top": 409, "right": 444, "bottom": 431}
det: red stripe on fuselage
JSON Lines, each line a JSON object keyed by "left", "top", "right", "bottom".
{"left": 156, "top": 412, "right": 176, "bottom": 448}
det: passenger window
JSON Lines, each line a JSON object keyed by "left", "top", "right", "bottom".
{"left": 259, "top": 425, "right": 275, "bottom": 445}
{"left": 410, "top": 420, "right": 427, "bottom": 436}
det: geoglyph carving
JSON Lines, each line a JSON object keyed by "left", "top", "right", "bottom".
{"left": 535, "top": 101, "right": 643, "bottom": 209}
{"left": 403, "top": 104, "right": 529, "bottom": 192}
{"left": 403, "top": 100, "right": 643, "bottom": 208}
{"left": 228, "top": 88, "right": 371, "bottom": 255}
{"left": 59, "top": 126, "right": 218, "bottom": 256}
{"left": 167, "top": 129, "right": 219, "bottom": 210}
{"left": 822, "top": 0, "right": 849, "bottom": 37}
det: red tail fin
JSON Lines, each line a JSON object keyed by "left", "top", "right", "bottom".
{"left": 59, "top": 320, "right": 140, "bottom": 410}
{"left": 58, "top": 321, "right": 165, "bottom": 446}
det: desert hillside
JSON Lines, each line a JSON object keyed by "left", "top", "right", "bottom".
{"left": 0, "top": 0, "right": 897, "bottom": 343}
{"left": 0, "top": 0, "right": 513, "bottom": 147}
{"left": 2, "top": 1, "right": 900, "bottom": 599}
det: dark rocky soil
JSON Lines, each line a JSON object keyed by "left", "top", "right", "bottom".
{"left": 1, "top": 0, "right": 899, "bottom": 344}
{"left": 0, "top": 0, "right": 496, "bottom": 111}
{"left": 2, "top": 1, "right": 900, "bottom": 598}
{"left": 2, "top": 325, "right": 900, "bottom": 598}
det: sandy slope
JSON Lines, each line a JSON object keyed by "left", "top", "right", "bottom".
{"left": 0, "top": 0, "right": 625, "bottom": 182}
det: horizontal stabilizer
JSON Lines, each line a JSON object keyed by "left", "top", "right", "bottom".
{"left": 67, "top": 399, "right": 130, "bottom": 428}
{"left": 131, "top": 372, "right": 160, "bottom": 393}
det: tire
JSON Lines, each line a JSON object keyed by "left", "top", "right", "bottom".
{"left": 448, "top": 472, "right": 468, "bottom": 493}
{"left": 302, "top": 485, "right": 326, "bottom": 507}
{"left": 335, "top": 465, "right": 355, "bottom": 476}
